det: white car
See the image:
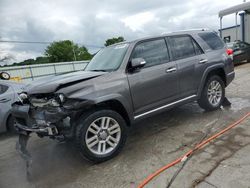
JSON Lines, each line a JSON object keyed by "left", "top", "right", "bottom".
{"left": 0, "top": 80, "right": 25, "bottom": 133}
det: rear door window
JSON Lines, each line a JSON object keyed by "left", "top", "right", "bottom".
{"left": 168, "top": 36, "right": 196, "bottom": 60}
{"left": 198, "top": 32, "right": 224, "bottom": 50}
{"left": 131, "top": 38, "right": 170, "bottom": 68}
{"left": 0, "top": 84, "right": 9, "bottom": 95}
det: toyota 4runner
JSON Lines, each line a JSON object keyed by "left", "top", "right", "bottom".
{"left": 12, "top": 29, "right": 235, "bottom": 162}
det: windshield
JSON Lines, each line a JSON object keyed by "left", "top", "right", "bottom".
{"left": 85, "top": 43, "right": 129, "bottom": 72}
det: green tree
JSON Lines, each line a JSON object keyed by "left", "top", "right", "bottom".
{"left": 104, "top": 36, "right": 125, "bottom": 47}
{"left": 45, "top": 40, "right": 92, "bottom": 62}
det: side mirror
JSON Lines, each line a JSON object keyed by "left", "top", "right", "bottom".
{"left": 131, "top": 58, "right": 146, "bottom": 69}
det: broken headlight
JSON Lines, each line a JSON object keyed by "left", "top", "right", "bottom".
{"left": 57, "top": 93, "right": 66, "bottom": 104}
{"left": 30, "top": 93, "right": 66, "bottom": 107}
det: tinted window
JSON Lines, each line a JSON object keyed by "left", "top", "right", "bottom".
{"left": 0, "top": 84, "right": 9, "bottom": 94}
{"left": 131, "top": 39, "right": 169, "bottom": 67}
{"left": 193, "top": 40, "right": 203, "bottom": 55}
{"left": 198, "top": 32, "right": 224, "bottom": 50}
{"left": 169, "top": 36, "right": 196, "bottom": 59}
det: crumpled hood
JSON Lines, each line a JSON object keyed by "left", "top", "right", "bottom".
{"left": 25, "top": 71, "right": 106, "bottom": 94}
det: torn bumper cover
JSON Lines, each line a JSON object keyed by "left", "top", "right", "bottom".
{"left": 12, "top": 104, "right": 66, "bottom": 136}
{"left": 12, "top": 99, "right": 94, "bottom": 136}
{"left": 12, "top": 98, "right": 94, "bottom": 178}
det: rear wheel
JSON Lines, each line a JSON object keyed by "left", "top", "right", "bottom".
{"left": 198, "top": 75, "right": 225, "bottom": 111}
{"left": 75, "top": 109, "right": 128, "bottom": 162}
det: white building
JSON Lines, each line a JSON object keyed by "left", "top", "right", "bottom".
{"left": 219, "top": 1, "right": 250, "bottom": 43}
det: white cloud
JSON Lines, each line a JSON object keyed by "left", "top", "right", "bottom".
{"left": 0, "top": 0, "right": 245, "bottom": 64}
{"left": 121, "top": 12, "right": 158, "bottom": 31}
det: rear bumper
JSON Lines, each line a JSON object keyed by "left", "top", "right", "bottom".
{"left": 226, "top": 71, "right": 235, "bottom": 86}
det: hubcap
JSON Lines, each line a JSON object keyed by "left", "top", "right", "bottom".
{"left": 85, "top": 117, "right": 121, "bottom": 155}
{"left": 207, "top": 80, "right": 222, "bottom": 106}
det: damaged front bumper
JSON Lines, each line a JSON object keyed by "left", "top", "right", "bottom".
{"left": 12, "top": 104, "right": 68, "bottom": 137}
{"left": 12, "top": 97, "right": 94, "bottom": 178}
{"left": 12, "top": 103, "right": 71, "bottom": 178}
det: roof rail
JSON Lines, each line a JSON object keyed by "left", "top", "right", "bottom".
{"left": 161, "top": 28, "right": 210, "bottom": 35}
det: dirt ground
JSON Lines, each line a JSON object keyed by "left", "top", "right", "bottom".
{"left": 0, "top": 63, "right": 249, "bottom": 188}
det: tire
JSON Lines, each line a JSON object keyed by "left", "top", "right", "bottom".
{"left": 198, "top": 75, "right": 225, "bottom": 111}
{"left": 0, "top": 72, "right": 10, "bottom": 80}
{"left": 75, "top": 109, "right": 128, "bottom": 163}
{"left": 7, "top": 115, "right": 17, "bottom": 134}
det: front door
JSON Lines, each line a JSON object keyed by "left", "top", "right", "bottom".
{"left": 127, "top": 38, "right": 179, "bottom": 116}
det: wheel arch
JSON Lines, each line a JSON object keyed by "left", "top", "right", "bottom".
{"left": 72, "top": 96, "right": 133, "bottom": 128}
{"left": 95, "top": 99, "right": 132, "bottom": 126}
{"left": 197, "top": 65, "right": 226, "bottom": 97}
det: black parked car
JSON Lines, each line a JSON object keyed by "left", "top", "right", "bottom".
{"left": 227, "top": 41, "right": 250, "bottom": 64}
{"left": 12, "top": 29, "right": 234, "bottom": 162}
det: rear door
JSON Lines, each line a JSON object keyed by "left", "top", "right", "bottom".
{"left": 127, "top": 38, "right": 179, "bottom": 116}
{"left": 167, "top": 35, "right": 206, "bottom": 97}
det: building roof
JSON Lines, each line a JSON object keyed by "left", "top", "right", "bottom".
{"left": 218, "top": 25, "right": 240, "bottom": 31}
{"left": 219, "top": 1, "right": 250, "bottom": 17}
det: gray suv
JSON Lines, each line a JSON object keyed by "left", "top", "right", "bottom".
{"left": 12, "top": 29, "right": 234, "bottom": 162}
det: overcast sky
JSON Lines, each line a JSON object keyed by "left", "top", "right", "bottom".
{"left": 0, "top": 0, "right": 245, "bottom": 65}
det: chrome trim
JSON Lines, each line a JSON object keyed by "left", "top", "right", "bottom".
{"left": 166, "top": 67, "right": 177, "bottom": 73}
{"left": 134, "top": 95, "right": 197, "bottom": 119}
{"left": 227, "top": 71, "right": 235, "bottom": 76}
{"left": 199, "top": 59, "right": 208, "bottom": 64}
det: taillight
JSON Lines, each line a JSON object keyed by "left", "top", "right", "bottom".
{"left": 226, "top": 48, "right": 233, "bottom": 56}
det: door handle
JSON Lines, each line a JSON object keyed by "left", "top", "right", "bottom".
{"left": 0, "top": 98, "right": 11, "bottom": 103}
{"left": 166, "top": 67, "right": 177, "bottom": 73}
{"left": 199, "top": 59, "right": 208, "bottom": 64}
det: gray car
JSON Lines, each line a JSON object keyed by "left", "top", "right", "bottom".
{"left": 0, "top": 80, "right": 24, "bottom": 133}
{"left": 12, "top": 29, "right": 234, "bottom": 162}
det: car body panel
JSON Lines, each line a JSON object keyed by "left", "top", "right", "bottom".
{"left": 0, "top": 81, "right": 25, "bottom": 133}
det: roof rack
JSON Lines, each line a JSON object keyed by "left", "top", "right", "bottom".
{"left": 161, "top": 28, "right": 210, "bottom": 35}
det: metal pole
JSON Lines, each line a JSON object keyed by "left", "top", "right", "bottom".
{"left": 53, "top": 64, "right": 56, "bottom": 75}
{"left": 235, "top": 12, "right": 238, "bottom": 41}
{"left": 29, "top": 66, "right": 34, "bottom": 81}
{"left": 220, "top": 17, "right": 223, "bottom": 38}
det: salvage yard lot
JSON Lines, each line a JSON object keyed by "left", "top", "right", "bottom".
{"left": 0, "top": 63, "right": 250, "bottom": 188}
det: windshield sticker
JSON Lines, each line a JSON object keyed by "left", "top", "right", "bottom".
{"left": 115, "top": 44, "right": 128, "bottom": 49}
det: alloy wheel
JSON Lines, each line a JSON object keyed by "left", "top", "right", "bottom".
{"left": 207, "top": 80, "right": 222, "bottom": 106}
{"left": 85, "top": 117, "right": 121, "bottom": 155}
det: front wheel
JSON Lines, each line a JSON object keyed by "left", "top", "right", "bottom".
{"left": 198, "top": 75, "right": 225, "bottom": 111}
{"left": 75, "top": 109, "right": 128, "bottom": 162}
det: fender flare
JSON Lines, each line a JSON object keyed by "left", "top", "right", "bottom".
{"left": 197, "top": 64, "right": 226, "bottom": 97}
{"left": 93, "top": 94, "right": 134, "bottom": 124}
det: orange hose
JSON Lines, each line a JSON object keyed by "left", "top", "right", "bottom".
{"left": 138, "top": 112, "right": 250, "bottom": 188}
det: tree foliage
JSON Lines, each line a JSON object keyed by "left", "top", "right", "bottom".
{"left": 104, "top": 36, "right": 125, "bottom": 47}
{"left": 45, "top": 40, "right": 92, "bottom": 62}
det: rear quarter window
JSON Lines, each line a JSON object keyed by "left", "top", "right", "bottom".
{"left": 198, "top": 32, "right": 224, "bottom": 50}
